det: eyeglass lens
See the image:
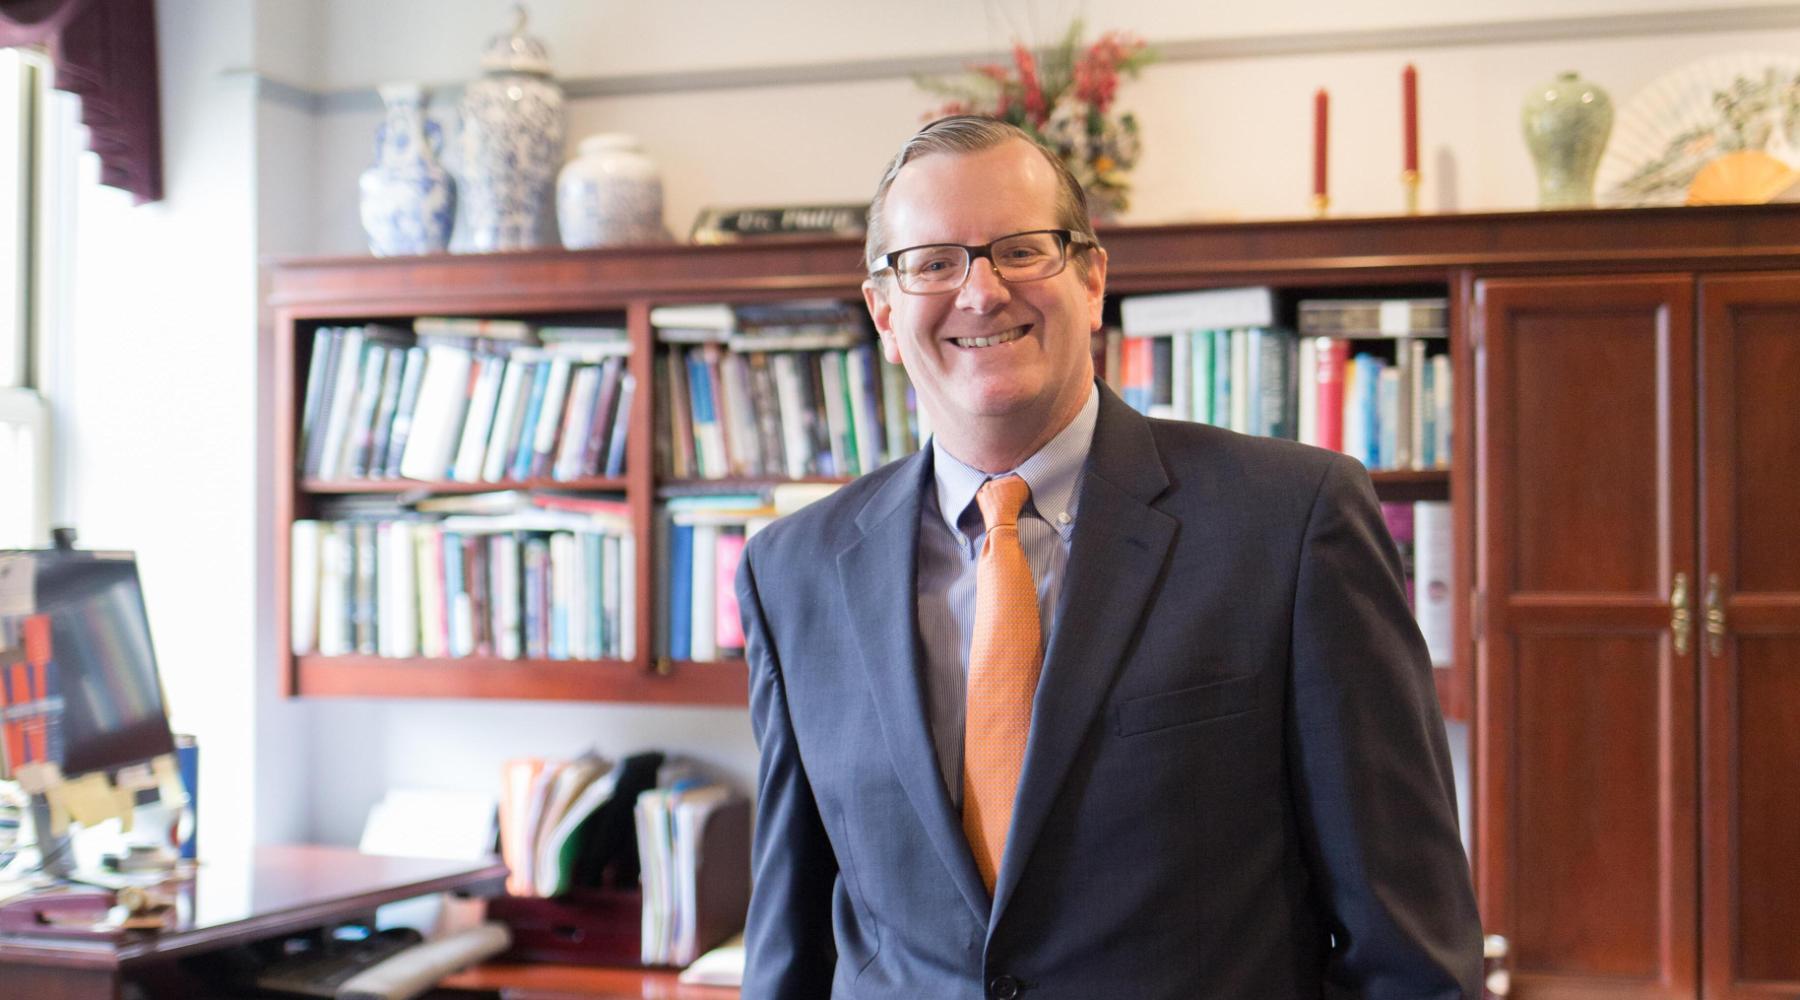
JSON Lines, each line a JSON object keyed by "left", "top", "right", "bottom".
{"left": 894, "top": 231, "right": 1067, "bottom": 293}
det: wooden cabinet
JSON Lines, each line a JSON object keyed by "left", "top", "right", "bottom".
{"left": 1473, "top": 270, "right": 1800, "bottom": 998}
{"left": 1697, "top": 275, "right": 1800, "bottom": 1000}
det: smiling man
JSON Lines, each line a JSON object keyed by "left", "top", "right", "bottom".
{"left": 735, "top": 115, "right": 1482, "bottom": 1000}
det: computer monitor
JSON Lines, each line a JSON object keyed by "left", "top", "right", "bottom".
{"left": 0, "top": 546, "right": 176, "bottom": 873}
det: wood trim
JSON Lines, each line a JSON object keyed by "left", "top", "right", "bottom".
{"left": 295, "top": 654, "right": 747, "bottom": 705}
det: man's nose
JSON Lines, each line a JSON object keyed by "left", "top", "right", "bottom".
{"left": 957, "top": 257, "right": 1010, "bottom": 311}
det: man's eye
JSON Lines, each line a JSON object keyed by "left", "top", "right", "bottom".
{"left": 999, "top": 246, "right": 1045, "bottom": 263}
{"left": 908, "top": 253, "right": 960, "bottom": 275}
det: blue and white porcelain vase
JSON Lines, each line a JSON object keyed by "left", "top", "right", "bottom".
{"left": 557, "top": 133, "right": 672, "bottom": 248}
{"left": 358, "top": 83, "right": 455, "bottom": 256}
{"left": 457, "top": 5, "right": 565, "bottom": 252}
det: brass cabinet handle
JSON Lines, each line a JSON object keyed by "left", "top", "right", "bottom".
{"left": 1670, "top": 572, "right": 1691, "bottom": 656}
{"left": 1705, "top": 572, "right": 1726, "bottom": 657}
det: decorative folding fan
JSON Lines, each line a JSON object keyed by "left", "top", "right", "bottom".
{"left": 1596, "top": 52, "right": 1800, "bottom": 207}
{"left": 1686, "top": 150, "right": 1799, "bottom": 205}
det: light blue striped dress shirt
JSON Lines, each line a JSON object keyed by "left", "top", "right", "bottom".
{"left": 917, "top": 384, "right": 1099, "bottom": 808}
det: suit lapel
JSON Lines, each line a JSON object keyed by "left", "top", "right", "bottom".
{"left": 837, "top": 446, "right": 992, "bottom": 925}
{"left": 991, "top": 387, "right": 1176, "bottom": 924}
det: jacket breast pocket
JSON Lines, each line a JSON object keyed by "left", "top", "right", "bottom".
{"left": 1116, "top": 673, "right": 1259, "bottom": 737}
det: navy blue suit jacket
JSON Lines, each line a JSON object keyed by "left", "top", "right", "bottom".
{"left": 736, "top": 383, "right": 1482, "bottom": 999}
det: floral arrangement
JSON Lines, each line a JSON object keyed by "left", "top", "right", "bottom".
{"left": 918, "top": 21, "right": 1155, "bottom": 217}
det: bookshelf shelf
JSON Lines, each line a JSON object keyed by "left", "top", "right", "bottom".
{"left": 1367, "top": 468, "right": 1450, "bottom": 503}
{"left": 296, "top": 654, "right": 745, "bottom": 705}
{"left": 657, "top": 475, "right": 852, "bottom": 495}
{"left": 300, "top": 476, "right": 630, "bottom": 495}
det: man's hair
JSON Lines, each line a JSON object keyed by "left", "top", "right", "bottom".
{"left": 864, "top": 115, "right": 1099, "bottom": 280}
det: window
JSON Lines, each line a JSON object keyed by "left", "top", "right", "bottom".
{"left": 0, "top": 46, "right": 50, "bottom": 548}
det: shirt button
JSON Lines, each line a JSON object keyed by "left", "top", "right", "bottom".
{"left": 1057, "top": 512, "right": 1071, "bottom": 525}
{"left": 988, "top": 974, "right": 1022, "bottom": 999}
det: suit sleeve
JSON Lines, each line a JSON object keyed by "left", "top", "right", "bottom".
{"left": 736, "top": 536, "right": 840, "bottom": 999}
{"left": 1286, "top": 454, "right": 1483, "bottom": 1000}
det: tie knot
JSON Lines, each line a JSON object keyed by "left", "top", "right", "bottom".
{"left": 976, "top": 475, "right": 1031, "bottom": 531}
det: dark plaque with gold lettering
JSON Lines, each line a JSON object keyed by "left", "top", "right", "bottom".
{"left": 689, "top": 204, "right": 867, "bottom": 244}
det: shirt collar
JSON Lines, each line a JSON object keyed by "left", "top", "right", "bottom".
{"left": 929, "top": 382, "right": 1098, "bottom": 545}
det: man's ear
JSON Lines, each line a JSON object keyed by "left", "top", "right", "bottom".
{"left": 863, "top": 278, "right": 902, "bottom": 365}
{"left": 1083, "top": 246, "right": 1109, "bottom": 332}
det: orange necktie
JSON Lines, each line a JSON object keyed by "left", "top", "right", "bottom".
{"left": 962, "top": 475, "right": 1042, "bottom": 894}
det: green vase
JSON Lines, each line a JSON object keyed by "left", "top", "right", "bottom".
{"left": 1522, "top": 71, "right": 1614, "bottom": 208}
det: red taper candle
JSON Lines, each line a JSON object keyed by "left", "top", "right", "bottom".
{"left": 1402, "top": 64, "right": 1419, "bottom": 173}
{"left": 1314, "top": 88, "right": 1329, "bottom": 199}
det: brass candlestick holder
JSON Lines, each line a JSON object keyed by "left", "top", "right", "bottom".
{"left": 1313, "top": 193, "right": 1330, "bottom": 218}
{"left": 1402, "top": 169, "right": 1421, "bottom": 215}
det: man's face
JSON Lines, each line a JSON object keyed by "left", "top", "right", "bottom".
{"left": 863, "top": 140, "right": 1106, "bottom": 440}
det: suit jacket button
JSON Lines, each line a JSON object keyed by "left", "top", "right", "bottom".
{"left": 988, "top": 974, "right": 1021, "bottom": 1000}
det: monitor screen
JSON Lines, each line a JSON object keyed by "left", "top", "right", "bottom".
{"left": 0, "top": 549, "right": 174, "bottom": 781}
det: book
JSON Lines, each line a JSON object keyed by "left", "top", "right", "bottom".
{"left": 381, "top": 346, "right": 428, "bottom": 479}
{"left": 1297, "top": 297, "right": 1448, "bottom": 337}
{"left": 415, "top": 316, "right": 536, "bottom": 341}
{"left": 1313, "top": 338, "right": 1348, "bottom": 452}
{"left": 604, "top": 373, "right": 635, "bottom": 478}
{"left": 399, "top": 340, "right": 475, "bottom": 482}
{"left": 314, "top": 327, "right": 367, "bottom": 480}
{"left": 290, "top": 520, "right": 321, "bottom": 655}
{"left": 482, "top": 352, "right": 537, "bottom": 483}
{"left": 452, "top": 353, "right": 507, "bottom": 483}
{"left": 508, "top": 358, "right": 556, "bottom": 482}
{"left": 366, "top": 344, "right": 410, "bottom": 478}
{"left": 580, "top": 357, "right": 625, "bottom": 478}
{"left": 553, "top": 363, "right": 603, "bottom": 481}
{"left": 1121, "top": 286, "right": 1276, "bottom": 335}
{"left": 529, "top": 356, "right": 576, "bottom": 481}
{"left": 1380, "top": 502, "right": 1416, "bottom": 609}
{"left": 690, "top": 524, "right": 718, "bottom": 661}
{"left": 714, "top": 529, "right": 747, "bottom": 654}
{"left": 299, "top": 328, "right": 341, "bottom": 476}
{"left": 1414, "top": 501, "right": 1454, "bottom": 666}
{"left": 668, "top": 523, "right": 694, "bottom": 661}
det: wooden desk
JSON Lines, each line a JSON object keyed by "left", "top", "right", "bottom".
{"left": 444, "top": 962, "right": 739, "bottom": 999}
{"left": 0, "top": 844, "right": 507, "bottom": 999}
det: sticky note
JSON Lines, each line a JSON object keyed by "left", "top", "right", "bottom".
{"left": 0, "top": 556, "right": 32, "bottom": 617}
{"left": 14, "top": 760, "right": 62, "bottom": 795}
{"left": 59, "top": 772, "right": 126, "bottom": 828}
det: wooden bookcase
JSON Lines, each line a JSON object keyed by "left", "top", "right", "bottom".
{"left": 265, "top": 203, "right": 1800, "bottom": 722}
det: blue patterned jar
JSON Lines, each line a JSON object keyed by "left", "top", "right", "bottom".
{"left": 557, "top": 134, "right": 673, "bottom": 248}
{"left": 457, "top": 6, "right": 564, "bottom": 252}
{"left": 358, "top": 83, "right": 455, "bottom": 256}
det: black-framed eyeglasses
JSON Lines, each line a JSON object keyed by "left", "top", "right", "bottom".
{"left": 869, "top": 229, "right": 1095, "bottom": 295}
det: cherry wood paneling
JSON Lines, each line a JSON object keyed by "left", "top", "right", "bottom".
{"left": 1475, "top": 275, "right": 1696, "bottom": 999}
{"left": 1698, "top": 273, "right": 1800, "bottom": 999}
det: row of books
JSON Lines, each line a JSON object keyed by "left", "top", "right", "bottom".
{"left": 657, "top": 486, "right": 838, "bottom": 662}
{"left": 659, "top": 341, "right": 921, "bottom": 482}
{"left": 1112, "top": 289, "right": 1452, "bottom": 470}
{"left": 1382, "top": 501, "right": 1454, "bottom": 666}
{"left": 653, "top": 299, "right": 922, "bottom": 481}
{"left": 298, "top": 318, "right": 634, "bottom": 485}
{"left": 289, "top": 493, "right": 637, "bottom": 662}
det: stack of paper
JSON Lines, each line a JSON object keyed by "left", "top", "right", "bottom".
{"left": 635, "top": 781, "right": 746, "bottom": 967}
{"left": 499, "top": 752, "right": 618, "bottom": 898}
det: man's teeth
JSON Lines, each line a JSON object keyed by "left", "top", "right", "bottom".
{"left": 953, "top": 327, "right": 1026, "bottom": 349}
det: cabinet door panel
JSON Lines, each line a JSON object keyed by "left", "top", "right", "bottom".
{"left": 1475, "top": 276, "right": 1696, "bottom": 1000}
{"left": 1513, "top": 635, "right": 1663, "bottom": 977}
{"left": 1699, "top": 274, "right": 1800, "bottom": 999}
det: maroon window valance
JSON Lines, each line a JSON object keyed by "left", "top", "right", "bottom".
{"left": 0, "top": 0, "right": 161, "bottom": 204}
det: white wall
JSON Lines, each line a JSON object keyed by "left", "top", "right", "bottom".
{"left": 54, "top": 0, "right": 1783, "bottom": 848}
{"left": 59, "top": 0, "right": 266, "bottom": 864}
